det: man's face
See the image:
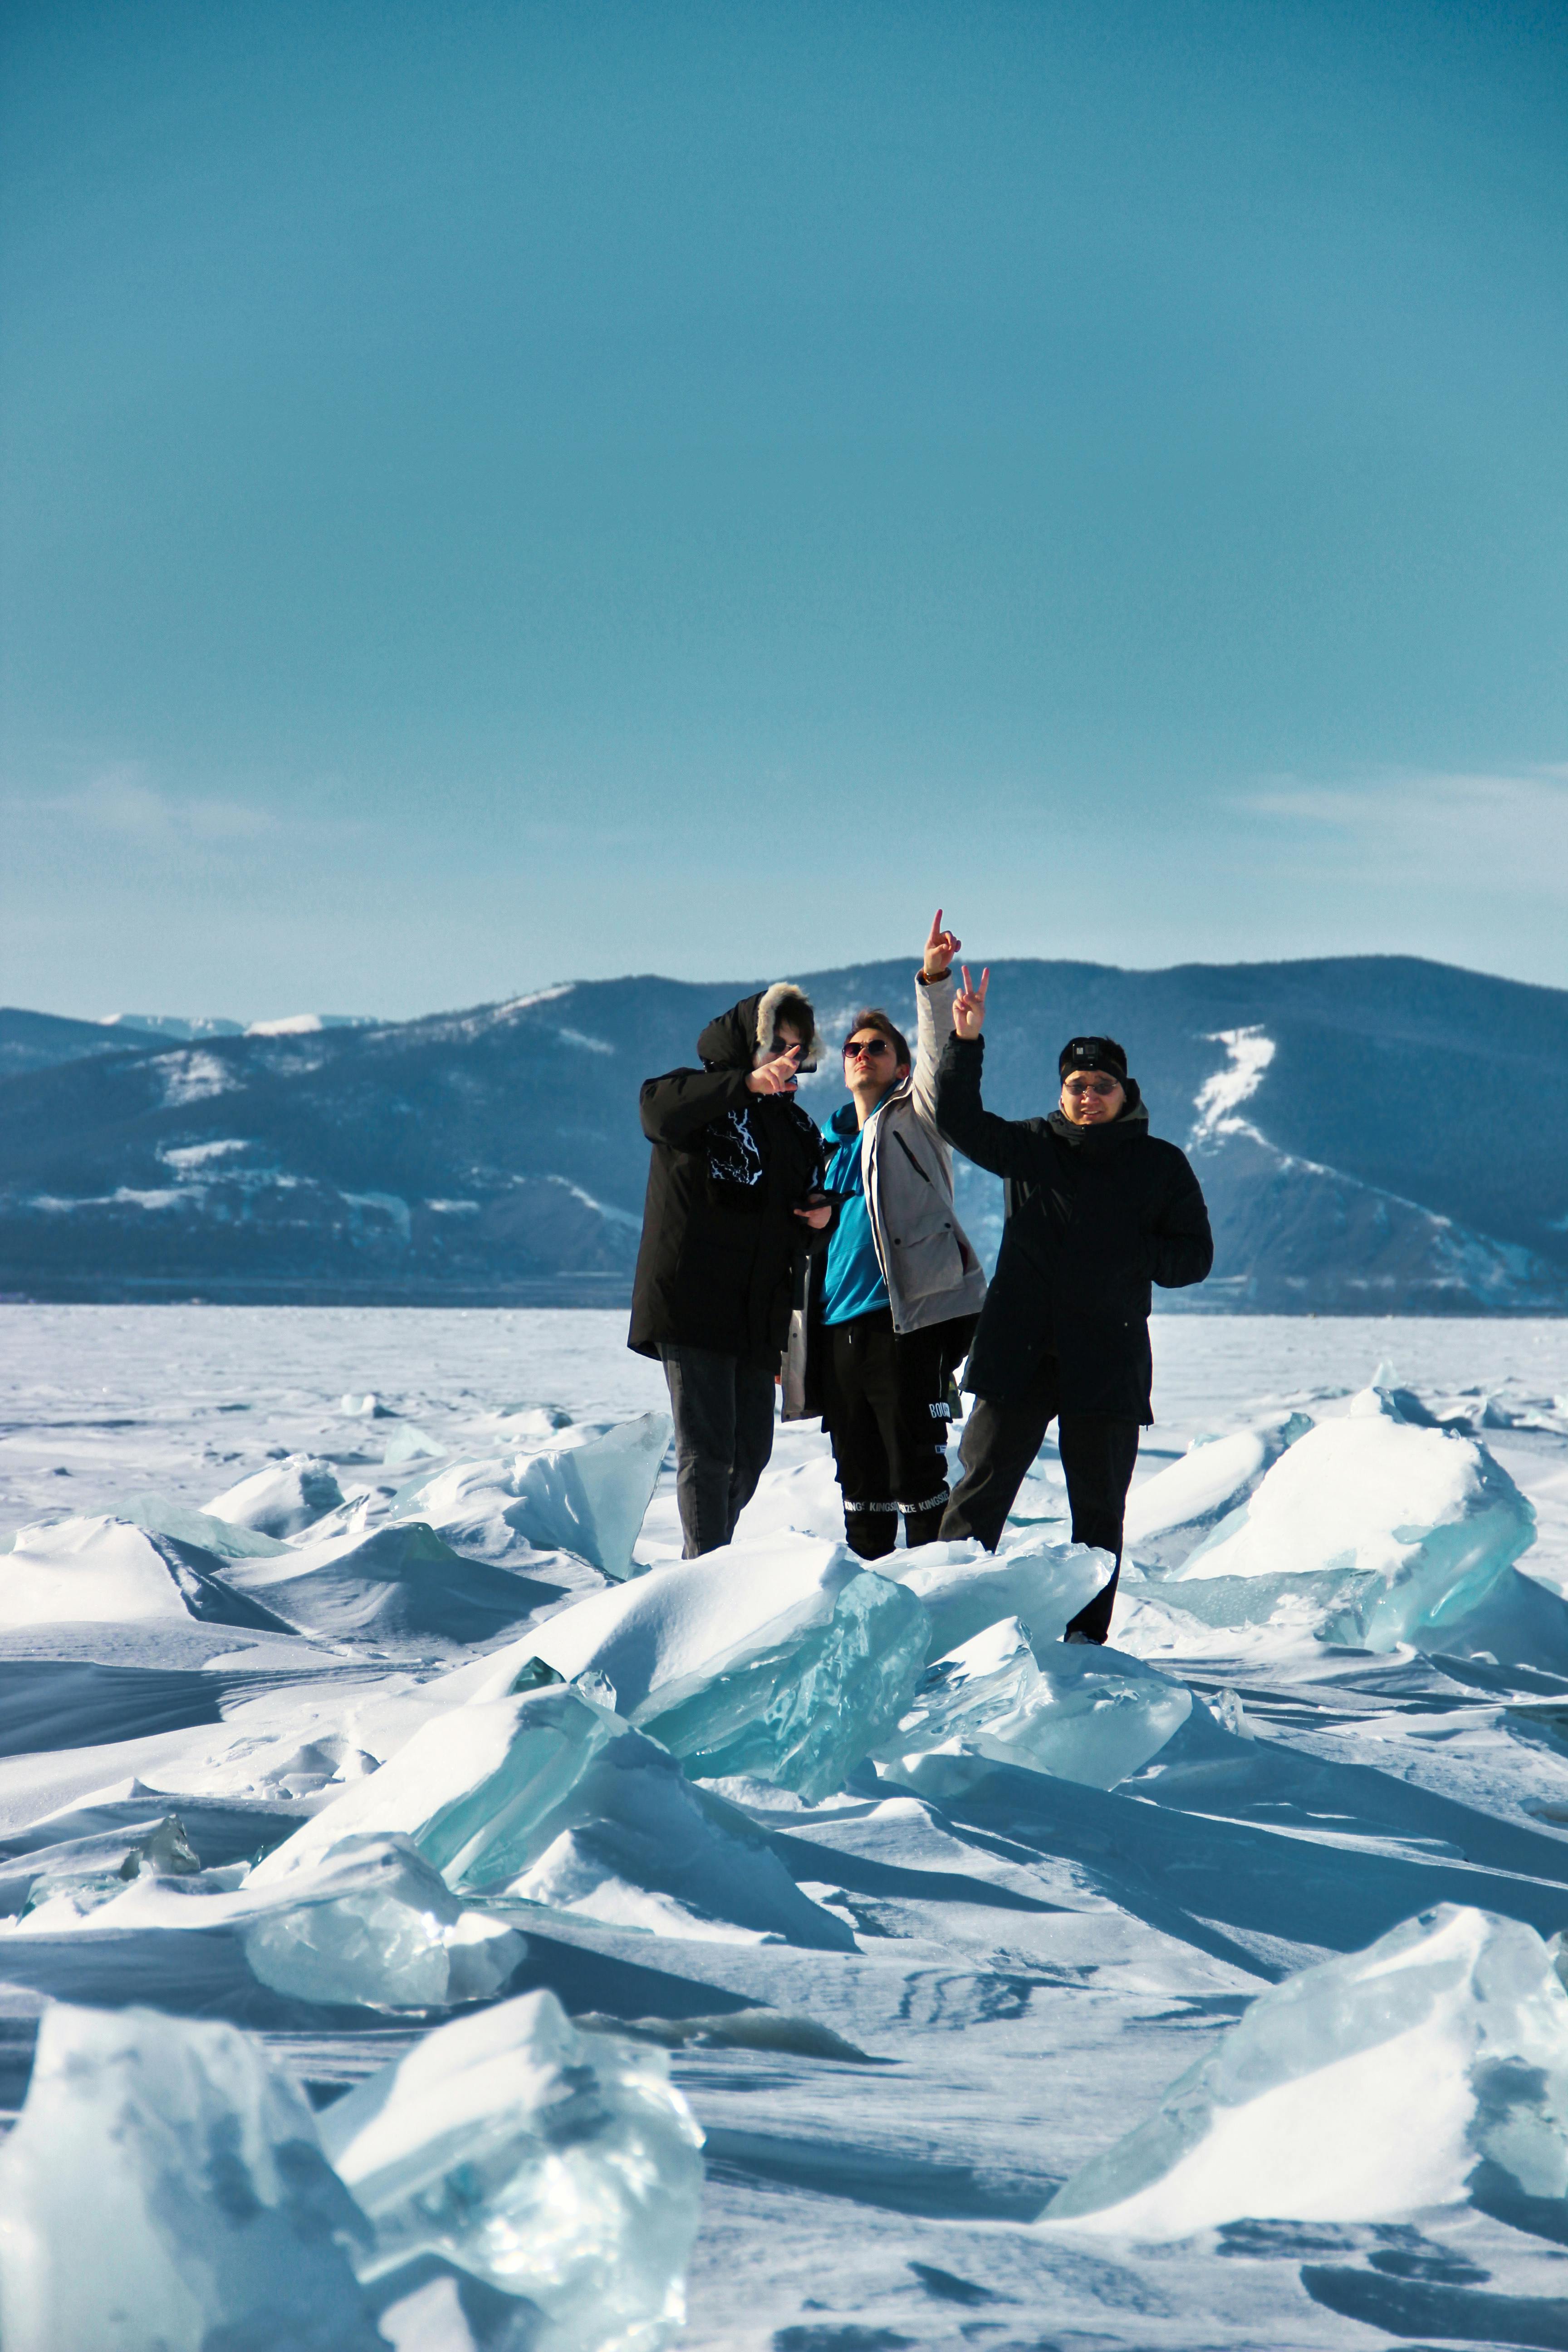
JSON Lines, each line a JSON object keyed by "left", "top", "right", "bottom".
{"left": 1060, "top": 1068, "right": 1126, "bottom": 1126}
{"left": 843, "top": 1029, "right": 906, "bottom": 1102}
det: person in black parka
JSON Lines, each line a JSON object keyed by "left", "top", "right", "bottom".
{"left": 630, "top": 982, "right": 831, "bottom": 1556}
{"left": 934, "top": 965, "right": 1213, "bottom": 1642}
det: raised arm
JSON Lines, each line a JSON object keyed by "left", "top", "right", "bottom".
{"left": 640, "top": 1065, "right": 750, "bottom": 1145}
{"left": 911, "top": 906, "right": 961, "bottom": 1127}
{"left": 1149, "top": 1156, "right": 1215, "bottom": 1289}
{"left": 933, "top": 969, "right": 1055, "bottom": 1181}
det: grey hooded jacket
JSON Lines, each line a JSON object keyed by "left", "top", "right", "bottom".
{"left": 782, "top": 966, "right": 987, "bottom": 1417}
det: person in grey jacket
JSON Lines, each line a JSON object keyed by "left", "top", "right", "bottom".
{"left": 784, "top": 912, "right": 988, "bottom": 1557}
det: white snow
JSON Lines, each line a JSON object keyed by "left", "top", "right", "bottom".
{"left": 154, "top": 1049, "right": 241, "bottom": 1106}
{"left": 1191, "top": 1024, "right": 1276, "bottom": 1143}
{"left": 5, "top": 1306, "right": 1568, "bottom": 2348}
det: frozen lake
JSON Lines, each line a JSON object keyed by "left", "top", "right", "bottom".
{"left": 3, "top": 1306, "right": 1568, "bottom": 2348}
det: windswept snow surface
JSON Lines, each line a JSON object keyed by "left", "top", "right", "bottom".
{"left": 5, "top": 1308, "right": 1568, "bottom": 2346}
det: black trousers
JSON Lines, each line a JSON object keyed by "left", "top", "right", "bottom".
{"left": 658, "top": 1344, "right": 777, "bottom": 1557}
{"left": 820, "top": 1309, "right": 971, "bottom": 1561}
{"left": 940, "top": 1354, "right": 1140, "bottom": 1643}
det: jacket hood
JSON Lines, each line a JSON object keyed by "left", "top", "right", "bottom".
{"left": 698, "top": 984, "right": 828, "bottom": 1072}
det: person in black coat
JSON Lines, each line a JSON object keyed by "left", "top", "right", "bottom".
{"left": 629, "top": 982, "right": 831, "bottom": 1555}
{"left": 933, "top": 965, "right": 1213, "bottom": 1642}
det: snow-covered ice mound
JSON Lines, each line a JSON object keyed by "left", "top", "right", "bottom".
{"left": 1043, "top": 1903, "right": 1568, "bottom": 2235}
{"left": 393, "top": 1410, "right": 671, "bottom": 1578}
{"left": 878, "top": 1618, "right": 1193, "bottom": 1792}
{"left": 1164, "top": 1385, "right": 1536, "bottom": 1649}
{"left": 0, "top": 2001, "right": 381, "bottom": 2349}
{"left": 322, "top": 1988, "right": 705, "bottom": 2343}
{"left": 489, "top": 1537, "right": 927, "bottom": 1801}
{"left": 886, "top": 1533, "right": 1115, "bottom": 1658}
{"left": 202, "top": 1452, "right": 344, "bottom": 1537}
{"left": 214, "top": 1516, "right": 552, "bottom": 1650}
{"left": 250, "top": 1683, "right": 852, "bottom": 1948}
{"left": 0, "top": 1515, "right": 293, "bottom": 1632}
{"left": 1123, "top": 1411, "right": 1312, "bottom": 1571}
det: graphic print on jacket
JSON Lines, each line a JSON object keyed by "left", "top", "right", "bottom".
{"left": 707, "top": 1107, "right": 765, "bottom": 1197}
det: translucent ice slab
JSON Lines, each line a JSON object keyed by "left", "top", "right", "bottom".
{"left": 1168, "top": 1386, "right": 1536, "bottom": 1650}
{"left": 883, "top": 1534, "right": 1112, "bottom": 1661}
{"left": 10, "top": 1829, "right": 527, "bottom": 2012}
{"left": 1122, "top": 1412, "right": 1312, "bottom": 1571}
{"left": 126, "top": 1491, "right": 296, "bottom": 1561}
{"left": 0, "top": 2000, "right": 379, "bottom": 2350}
{"left": 0, "top": 1514, "right": 294, "bottom": 1632}
{"left": 485, "top": 1537, "right": 927, "bottom": 1802}
{"left": 203, "top": 1452, "right": 345, "bottom": 1536}
{"left": 321, "top": 1988, "right": 704, "bottom": 2348}
{"left": 877, "top": 1618, "right": 1192, "bottom": 1792}
{"left": 250, "top": 1685, "right": 851, "bottom": 1949}
{"left": 1043, "top": 1903, "right": 1568, "bottom": 2235}
{"left": 241, "top": 1835, "right": 526, "bottom": 2009}
{"left": 396, "top": 1411, "right": 672, "bottom": 1579}
{"left": 215, "top": 1517, "right": 547, "bottom": 1649}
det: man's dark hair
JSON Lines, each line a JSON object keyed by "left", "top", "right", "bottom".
{"left": 846, "top": 1007, "right": 911, "bottom": 1069}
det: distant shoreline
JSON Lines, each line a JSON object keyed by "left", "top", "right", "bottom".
{"left": 1, "top": 1280, "right": 1562, "bottom": 1318}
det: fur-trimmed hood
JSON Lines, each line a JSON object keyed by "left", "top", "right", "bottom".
{"left": 697, "top": 984, "right": 828, "bottom": 1072}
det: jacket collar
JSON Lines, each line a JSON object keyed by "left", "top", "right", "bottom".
{"left": 1047, "top": 1082, "right": 1148, "bottom": 1153}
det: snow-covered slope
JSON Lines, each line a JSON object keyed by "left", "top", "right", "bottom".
{"left": 3, "top": 953, "right": 1566, "bottom": 1308}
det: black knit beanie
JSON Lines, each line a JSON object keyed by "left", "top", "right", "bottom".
{"left": 1058, "top": 1035, "right": 1128, "bottom": 1082}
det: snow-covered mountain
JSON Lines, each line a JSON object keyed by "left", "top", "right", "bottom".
{"left": 1, "top": 955, "right": 1565, "bottom": 1309}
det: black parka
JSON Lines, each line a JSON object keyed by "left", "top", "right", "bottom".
{"left": 934, "top": 1033, "right": 1213, "bottom": 1421}
{"left": 628, "top": 994, "right": 827, "bottom": 1369}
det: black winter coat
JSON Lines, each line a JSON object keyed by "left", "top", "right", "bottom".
{"left": 628, "top": 994, "right": 827, "bottom": 1369}
{"left": 934, "top": 1034, "right": 1213, "bottom": 1421}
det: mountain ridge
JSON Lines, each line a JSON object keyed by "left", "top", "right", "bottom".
{"left": 2, "top": 953, "right": 1564, "bottom": 1311}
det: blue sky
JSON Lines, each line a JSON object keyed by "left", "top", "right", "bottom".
{"left": 2, "top": 0, "right": 1565, "bottom": 1019}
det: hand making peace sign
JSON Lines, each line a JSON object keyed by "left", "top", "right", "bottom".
{"left": 952, "top": 965, "right": 990, "bottom": 1039}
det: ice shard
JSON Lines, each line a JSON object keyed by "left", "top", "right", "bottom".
{"left": 240, "top": 1835, "right": 527, "bottom": 2009}
{"left": 381, "top": 1423, "right": 446, "bottom": 1466}
{"left": 0, "top": 2000, "right": 380, "bottom": 2351}
{"left": 321, "top": 1988, "right": 704, "bottom": 2348}
{"left": 1122, "top": 1411, "right": 1312, "bottom": 1572}
{"left": 13, "top": 1830, "right": 528, "bottom": 2012}
{"left": 214, "top": 1516, "right": 548, "bottom": 1649}
{"left": 0, "top": 1514, "right": 294, "bottom": 1632}
{"left": 1167, "top": 1385, "right": 1537, "bottom": 1650}
{"left": 397, "top": 1411, "right": 672, "bottom": 1579}
{"left": 250, "top": 1685, "right": 851, "bottom": 1949}
{"left": 126, "top": 1491, "right": 297, "bottom": 1561}
{"left": 488, "top": 1537, "right": 927, "bottom": 1802}
{"left": 203, "top": 1452, "right": 345, "bottom": 1537}
{"left": 886, "top": 1533, "right": 1112, "bottom": 1660}
{"left": 1042, "top": 1904, "right": 1568, "bottom": 2236}
{"left": 877, "top": 1617, "right": 1192, "bottom": 1793}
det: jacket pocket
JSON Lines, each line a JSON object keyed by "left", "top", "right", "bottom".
{"left": 888, "top": 1220, "right": 965, "bottom": 1300}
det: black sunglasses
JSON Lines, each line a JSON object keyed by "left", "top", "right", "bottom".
{"left": 1063, "top": 1074, "right": 1121, "bottom": 1095}
{"left": 844, "top": 1036, "right": 892, "bottom": 1059}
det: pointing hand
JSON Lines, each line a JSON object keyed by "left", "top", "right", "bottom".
{"left": 923, "top": 906, "right": 962, "bottom": 979}
{"left": 747, "top": 1044, "right": 801, "bottom": 1095}
{"left": 952, "top": 965, "right": 990, "bottom": 1039}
